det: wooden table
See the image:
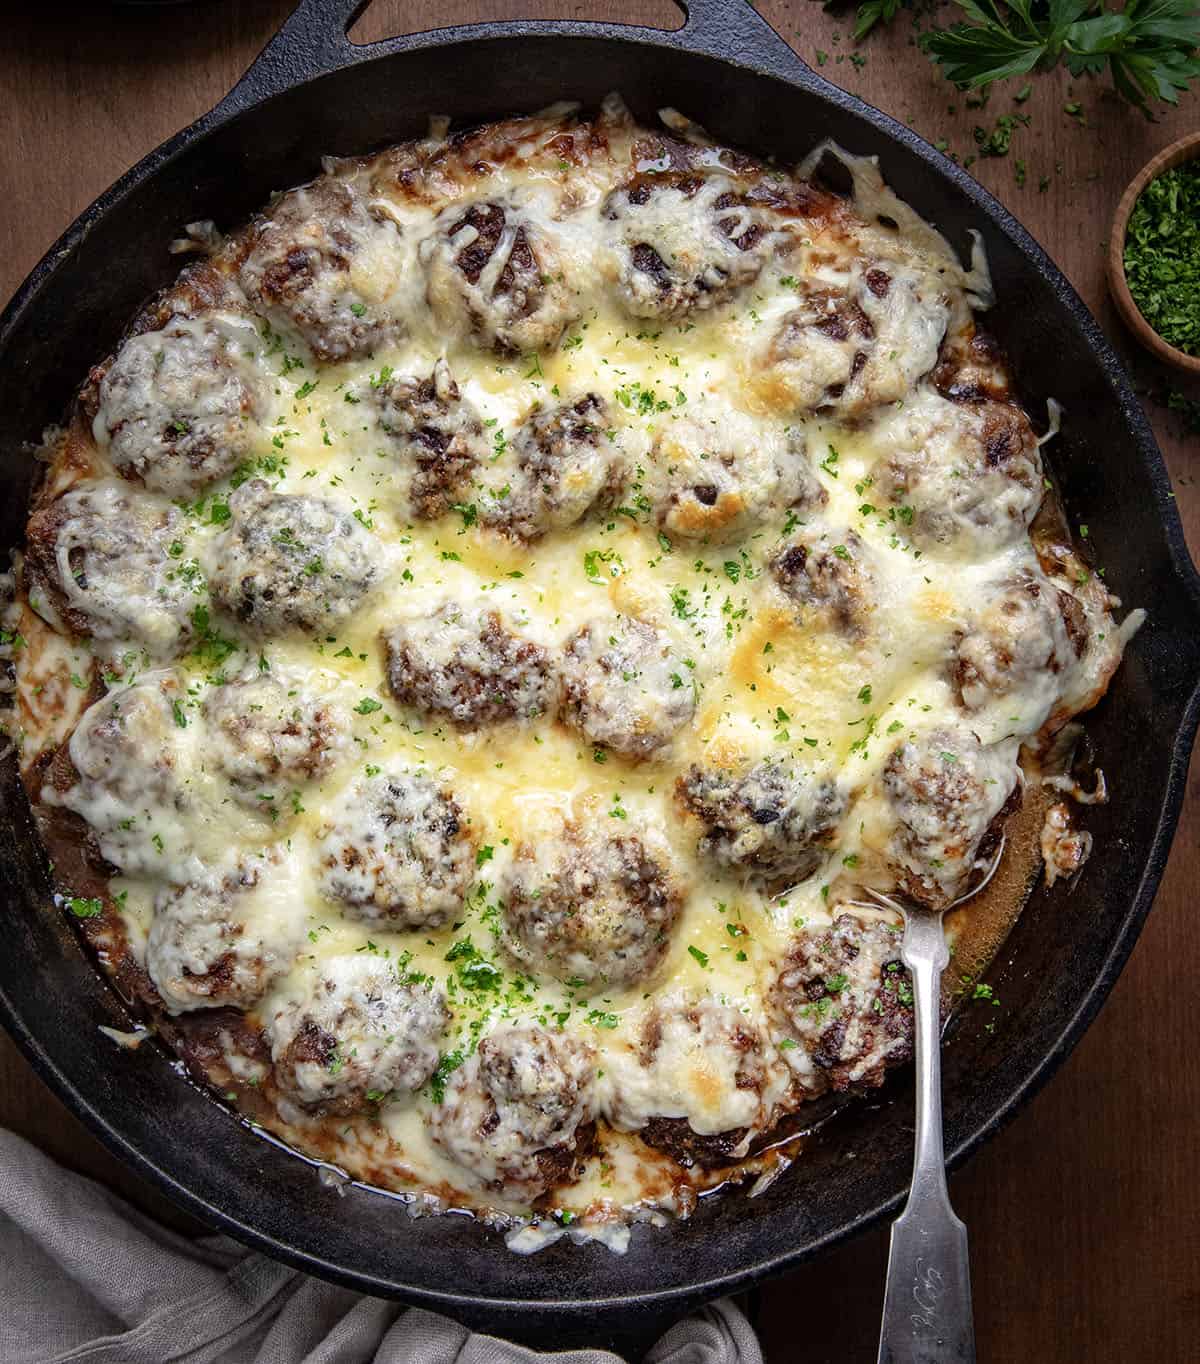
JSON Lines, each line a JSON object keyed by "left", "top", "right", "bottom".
{"left": 2, "top": 3, "right": 1197, "bottom": 1357}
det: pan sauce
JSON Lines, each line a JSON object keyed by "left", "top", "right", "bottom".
{"left": 2, "top": 98, "right": 1140, "bottom": 1246}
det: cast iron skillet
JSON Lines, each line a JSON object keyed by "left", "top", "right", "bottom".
{"left": 2, "top": 0, "right": 1199, "bottom": 1346}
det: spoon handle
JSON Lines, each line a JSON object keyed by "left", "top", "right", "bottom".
{"left": 877, "top": 910, "right": 975, "bottom": 1364}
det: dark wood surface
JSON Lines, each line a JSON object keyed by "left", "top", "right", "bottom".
{"left": 2, "top": 3, "right": 1197, "bottom": 1358}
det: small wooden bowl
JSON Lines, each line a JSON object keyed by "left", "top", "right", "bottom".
{"left": 1107, "top": 131, "right": 1200, "bottom": 377}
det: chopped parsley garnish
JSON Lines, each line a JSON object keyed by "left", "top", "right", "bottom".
{"left": 428, "top": 1049, "right": 465, "bottom": 1103}
{"left": 1125, "top": 157, "right": 1200, "bottom": 357}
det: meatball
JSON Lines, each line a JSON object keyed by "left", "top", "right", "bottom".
{"left": 268, "top": 955, "right": 449, "bottom": 1114}
{"left": 557, "top": 615, "right": 695, "bottom": 760}
{"left": 361, "top": 358, "right": 486, "bottom": 520}
{"left": 771, "top": 913, "right": 913, "bottom": 1097}
{"left": 769, "top": 528, "right": 875, "bottom": 635}
{"left": 881, "top": 727, "right": 1022, "bottom": 908}
{"left": 238, "top": 178, "right": 406, "bottom": 362}
{"left": 56, "top": 673, "right": 188, "bottom": 876}
{"left": 24, "top": 482, "right": 196, "bottom": 660}
{"left": 501, "top": 820, "right": 684, "bottom": 987}
{"left": 1032, "top": 535, "right": 1126, "bottom": 730}
{"left": 930, "top": 325, "right": 1012, "bottom": 404}
{"left": 602, "top": 172, "right": 781, "bottom": 320}
{"left": 952, "top": 572, "right": 1083, "bottom": 722}
{"left": 315, "top": 768, "right": 476, "bottom": 929}
{"left": 647, "top": 403, "right": 823, "bottom": 543}
{"left": 146, "top": 854, "right": 296, "bottom": 1014}
{"left": 871, "top": 392, "right": 1043, "bottom": 556}
{"left": 676, "top": 759, "right": 846, "bottom": 885}
{"left": 428, "top": 1025, "right": 596, "bottom": 1198}
{"left": 94, "top": 314, "right": 268, "bottom": 499}
{"left": 382, "top": 603, "right": 551, "bottom": 728}
{"left": 421, "top": 196, "right": 580, "bottom": 354}
{"left": 762, "top": 260, "right": 949, "bottom": 419}
{"left": 207, "top": 480, "right": 379, "bottom": 637}
{"left": 479, "top": 394, "right": 622, "bottom": 541}
{"left": 202, "top": 674, "right": 346, "bottom": 810}
{"left": 606, "top": 994, "right": 784, "bottom": 1168}
{"left": 67, "top": 675, "right": 182, "bottom": 803}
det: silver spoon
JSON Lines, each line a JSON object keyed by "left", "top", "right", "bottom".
{"left": 855, "top": 840, "right": 1006, "bottom": 1364}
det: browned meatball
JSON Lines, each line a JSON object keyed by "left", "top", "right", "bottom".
{"left": 769, "top": 528, "right": 875, "bottom": 635}
{"left": 146, "top": 854, "right": 297, "bottom": 1014}
{"left": 930, "top": 326, "right": 1012, "bottom": 404}
{"left": 1031, "top": 535, "right": 1126, "bottom": 732}
{"left": 268, "top": 955, "right": 449, "bottom": 1114}
{"left": 647, "top": 403, "right": 823, "bottom": 544}
{"left": 202, "top": 674, "right": 346, "bottom": 810}
{"left": 881, "top": 728, "right": 1021, "bottom": 909}
{"left": 316, "top": 768, "right": 476, "bottom": 930}
{"left": 207, "top": 481, "right": 379, "bottom": 637}
{"left": 360, "top": 358, "right": 486, "bottom": 520}
{"left": 238, "top": 179, "right": 405, "bottom": 361}
{"left": 676, "top": 759, "right": 846, "bottom": 885}
{"left": 608, "top": 995, "right": 783, "bottom": 1169}
{"left": 95, "top": 314, "right": 268, "bottom": 499}
{"left": 872, "top": 394, "right": 1043, "bottom": 555}
{"left": 57, "top": 673, "right": 189, "bottom": 876}
{"left": 951, "top": 573, "right": 1085, "bottom": 716}
{"left": 427, "top": 1025, "right": 596, "bottom": 1198}
{"left": 24, "top": 482, "right": 196, "bottom": 660}
{"left": 763, "top": 261, "right": 949, "bottom": 419}
{"left": 501, "top": 820, "right": 684, "bottom": 987}
{"left": 479, "top": 394, "right": 622, "bottom": 541}
{"left": 771, "top": 913, "right": 913, "bottom": 1097}
{"left": 557, "top": 615, "right": 695, "bottom": 760}
{"left": 421, "top": 197, "right": 580, "bottom": 354}
{"left": 602, "top": 171, "right": 781, "bottom": 320}
{"left": 382, "top": 603, "right": 552, "bottom": 728}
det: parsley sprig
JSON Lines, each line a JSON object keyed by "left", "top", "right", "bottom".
{"left": 920, "top": 0, "right": 1200, "bottom": 114}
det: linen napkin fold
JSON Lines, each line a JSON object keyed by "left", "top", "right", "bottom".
{"left": 0, "top": 1129, "right": 762, "bottom": 1364}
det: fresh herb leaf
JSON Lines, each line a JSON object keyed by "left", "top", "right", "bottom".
{"left": 854, "top": 0, "right": 907, "bottom": 41}
{"left": 922, "top": 0, "right": 1200, "bottom": 116}
{"left": 66, "top": 897, "right": 103, "bottom": 919}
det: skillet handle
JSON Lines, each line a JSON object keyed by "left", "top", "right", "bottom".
{"left": 675, "top": 0, "right": 811, "bottom": 69}
{"left": 211, "top": 0, "right": 811, "bottom": 120}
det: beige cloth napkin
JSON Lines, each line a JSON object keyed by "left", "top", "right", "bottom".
{"left": 0, "top": 1130, "right": 762, "bottom": 1364}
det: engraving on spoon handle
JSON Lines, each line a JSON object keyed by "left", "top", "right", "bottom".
{"left": 877, "top": 911, "right": 975, "bottom": 1364}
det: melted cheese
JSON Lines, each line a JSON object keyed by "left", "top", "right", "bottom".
{"left": 9, "top": 104, "right": 1137, "bottom": 1242}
